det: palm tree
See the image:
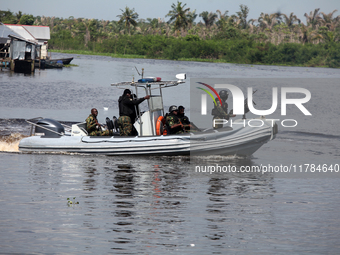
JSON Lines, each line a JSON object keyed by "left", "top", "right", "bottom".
{"left": 146, "top": 18, "right": 163, "bottom": 35}
{"left": 281, "top": 12, "right": 301, "bottom": 28}
{"left": 299, "top": 23, "right": 322, "bottom": 43}
{"left": 117, "top": 7, "right": 139, "bottom": 35}
{"left": 236, "top": 4, "right": 249, "bottom": 29}
{"left": 166, "top": 1, "right": 190, "bottom": 31}
{"left": 82, "top": 19, "right": 93, "bottom": 47}
{"left": 216, "top": 10, "right": 229, "bottom": 30}
{"left": 258, "top": 12, "right": 278, "bottom": 31}
{"left": 228, "top": 14, "right": 241, "bottom": 28}
{"left": 319, "top": 10, "right": 340, "bottom": 31}
{"left": 107, "top": 21, "right": 121, "bottom": 36}
{"left": 147, "top": 18, "right": 160, "bottom": 29}
{"left": 304, "top": 8, "right": 321, "bottom": 29}
{"left": 199, "top": 11, "right": 218, "bottom": 28}
{"left": 16, "top": 11, "right": 23, "bottom": 23}
{"left": 63, "top": 16, "right": 74, "bottom": 31}
{"left": 247, "top": 18, "right": 258, "bottom": 33}
{"left": 187, "top": 10, "right": 197, "bottom": 29}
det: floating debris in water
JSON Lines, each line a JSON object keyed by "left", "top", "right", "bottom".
{"left": 67, "top": 197, "right": 79, "bottom": 206}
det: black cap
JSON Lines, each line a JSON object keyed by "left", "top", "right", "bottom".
{"left": 178, "top": 105, "right": 185, "bottom": 110}
{"left": 124, "top": 89, "right": 131, "bottom": 95}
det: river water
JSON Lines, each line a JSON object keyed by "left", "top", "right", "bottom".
{"left": 0, "top": 53, "right": 339, "bottom": 254}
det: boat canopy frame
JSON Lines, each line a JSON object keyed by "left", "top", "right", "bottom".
{"left": 111, "top": 74, "right": 186, "bottom": 126}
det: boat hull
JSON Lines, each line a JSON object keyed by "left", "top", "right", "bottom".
{"left": 19, "top": 135, "right": 191, "bottom": 155}
{"left": 19, "top": 121, "right": 276, "bottom": 156}
{"left": 35, "top": 58, "right": 73, "bottom": 68}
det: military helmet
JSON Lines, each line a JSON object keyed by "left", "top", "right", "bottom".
{"left": 219, "top": 90, "right": 229, "bottom": 99}
{"left": 169, "top": 105, "right": 178, "bottom": 113}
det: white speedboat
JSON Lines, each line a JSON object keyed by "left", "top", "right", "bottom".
{"left": 19, "top": 74, "right": 277, "bottom": 156}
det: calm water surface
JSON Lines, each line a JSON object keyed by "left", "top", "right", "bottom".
{"left": 0, "top": 53, "right": 340, "bottom": 254}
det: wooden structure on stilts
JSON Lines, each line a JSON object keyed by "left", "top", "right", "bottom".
{"left": 8, "top": 34, "right": 37, "bottom": 73}
{"left": 0, "top": 23, "right": 50, "bottom": 73}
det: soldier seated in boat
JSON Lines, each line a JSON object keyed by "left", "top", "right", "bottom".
{"left": 165, "top": 105, "right": 184, "bottom": 135}
{"left": 178, "top": 105, "right": 199, "bottom": 132}
{"left": 212, "top": 90, "right": 236, "bottom": 129}
{"left": 86, "top": 108, "right": 111, "bottom": 136}
{"left": 118, "top": 89, "right": 150, "bottom": 136}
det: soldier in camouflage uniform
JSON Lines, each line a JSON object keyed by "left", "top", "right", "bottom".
{"left": 117, "top": 115, "right": 133, "bottom": 136}
{"left": 212, "top": 90, "right": 236, "bottom": 129}
{"left": 178, "top": 105, "right": 190, "bottom": 130}
{"left": 178, "top": 105, "right": 199, "bottom": 132}
{"left": 166, "top": 105, "right": 184, "bottom": 135}
{"left": 118, "top": 89, "right": 150, "bottom": 136}
{"left": 86, "top": 108, "right": 111, "bottom": 136}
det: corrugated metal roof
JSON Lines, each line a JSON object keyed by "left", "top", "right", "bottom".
{"left": 0, "top": 24, "right": 22, "bottom": 43}
{"left": 5, "top": 25, "right": 36, "bottom": 42}
{"left": 23, "top": 25, "right": 50, "bottom": 40}
{"left": 8, "top": 34, "right": 37, "bottom": 44}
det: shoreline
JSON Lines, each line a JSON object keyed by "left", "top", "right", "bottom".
{"left": 50, "top": 49, "right": 330, "bottom": 68}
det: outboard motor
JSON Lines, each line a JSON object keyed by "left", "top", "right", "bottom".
{"left": 35, "top": 119, "right": 64, "bottom": 138}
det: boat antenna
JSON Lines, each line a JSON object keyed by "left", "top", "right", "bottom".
{"left": 135, "top": 66, "right": 141, "bottom": 76}
{"left": 134, "top": 67, "right": 145, "bottom": 78}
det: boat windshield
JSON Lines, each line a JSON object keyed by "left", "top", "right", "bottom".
{"left": 149, "top": 96, "right": 163, "bottom": 112}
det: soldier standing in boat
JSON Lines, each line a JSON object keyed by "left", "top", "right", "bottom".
{"left": 166, "top": 105, "right": 184, "bottom": 134}
{"left": 86, "top": 108, "right": 111, "bottom": 136}
{"left": 118, "top": 89, "right": 150, "bottom": 136}
{"left": 212, "top": 90, "right": 235, "bottom": 129}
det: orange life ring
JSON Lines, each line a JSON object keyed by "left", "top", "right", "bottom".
{"left": 156, "top": 116, "right": 167, "bottom": 135}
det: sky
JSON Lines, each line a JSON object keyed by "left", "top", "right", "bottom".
{"left": 1, "top": 0, "right": 340, "bottom": 23}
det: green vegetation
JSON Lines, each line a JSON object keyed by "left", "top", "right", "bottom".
{"left": 117, "top": 7, "right": 139, "bottom": 35}
{"left": 51, "top": 49, "right": 145, "bottom": 59}
{"left": 63, "top": 63, "right": 79, "bottom": 67}
{"left": 18, "top": 14, "right": 34, "bottom": 25}
{"left": 1, "top": 4, "right": 340, "bottom": 67}
{"left": 166, "top": 1, "right": 191, "bottom": 31}
{"left": 50, "top": 34, "right": 340, "bottom": 67}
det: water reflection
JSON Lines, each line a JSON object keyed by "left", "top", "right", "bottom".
{"left": 83, "top": 165, "right": 98, "bottom": 191}
{"left": 204, "top": 159, "right": 276, "bottom": 249}
{"left": 110, "top": 163, "right": 136, "bottom": 249}
{"left": 1, "top": 152, "right": 337, "bottom": 254}
{"left": 113, "top": 164, "right": 136, "bottom": 217}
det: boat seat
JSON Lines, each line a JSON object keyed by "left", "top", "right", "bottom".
{"left": 71, "top": 122, "right": 88, "bottom": 136}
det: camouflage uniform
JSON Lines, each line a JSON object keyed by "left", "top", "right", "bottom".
{"left": 212, "top": 98, "right": 230, "bottom": 129}
{"left": 177, "top": 113, "right": 191, "bottom": 131}
{"left": 86, "top": 114, "right": 111, "bottom": 136}
{"left": 166, "top": 114, "right": 184, "bottom": 134}
{"left": 117, "top": 116, "right": 133, "bottom": 136}
{"left": 118, "top": 93, "right": 146, "bottom": 136}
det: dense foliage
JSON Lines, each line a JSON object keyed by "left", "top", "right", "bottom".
{"left": 49, "top": 34, "right": 340, "bottom": 67}
{"left": 1, "top": 3, "right": 340, "bottom": 67}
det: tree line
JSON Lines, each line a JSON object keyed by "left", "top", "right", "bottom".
{"left": 1, "top": 2, "right": 340, "bottom": 67}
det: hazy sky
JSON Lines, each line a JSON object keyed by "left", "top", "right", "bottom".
{"left": 1, "top": 0, "right": 340, "bottom": 23}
